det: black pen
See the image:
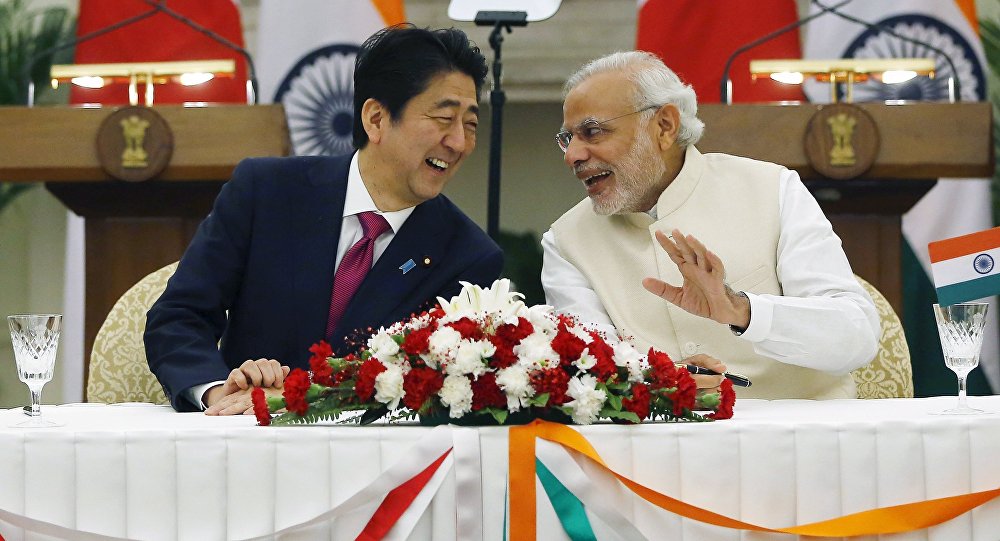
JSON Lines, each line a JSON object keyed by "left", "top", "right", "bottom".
{"left": 676, "top": 363, "right": 752, "bottom": 387}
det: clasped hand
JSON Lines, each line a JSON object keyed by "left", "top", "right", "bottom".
{"left": 641, "top": 228, "right": 750, "bottom": 329}
{"left": 205, "top": 358, "right": 290, "bottom": 416}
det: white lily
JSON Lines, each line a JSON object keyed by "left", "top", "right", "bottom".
{"left": 436, "top": 279, "right": 530, "bottom": 321}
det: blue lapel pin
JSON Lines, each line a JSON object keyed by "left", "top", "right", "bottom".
{"left": 399, "top": 259, "right": 416, "bottom": 274}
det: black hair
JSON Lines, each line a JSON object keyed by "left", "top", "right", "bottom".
{"left": 352, "top": 24, "right": 488, "bottom": 149}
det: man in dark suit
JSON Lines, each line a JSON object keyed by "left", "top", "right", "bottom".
{"left": 144, "top": 26, "right": 503, "bottom": 413}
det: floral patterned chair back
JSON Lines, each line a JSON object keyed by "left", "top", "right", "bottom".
{"left": 87, "top": 262, "right": 177, "bottom": 404}
{"left": 851, "top": 275, "right": 913, "bottom": 399}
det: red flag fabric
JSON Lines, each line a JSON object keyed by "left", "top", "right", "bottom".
{"left": 69, "top": 0, "right": 247, "bottom": 105}
{"left": 637, "top": 0, "right": 805, "bottom": 103}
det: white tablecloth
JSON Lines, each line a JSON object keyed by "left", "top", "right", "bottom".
{"left": 1, "top": 397, "right": 999, "bottom": 541}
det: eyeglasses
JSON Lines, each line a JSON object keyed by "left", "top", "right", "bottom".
{"left": 555, "top": 105, "right": 660, "bottom": 153}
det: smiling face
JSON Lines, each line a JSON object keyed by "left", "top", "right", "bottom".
{"left": 561, "top": 71, "right": 675, "bottom": 215}
{"left": 359, "top": 70, "right": 479, "bottom": 211}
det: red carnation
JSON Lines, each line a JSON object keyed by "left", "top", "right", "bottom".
{"left": 355, "top": 358, "right": 387, "bottom": 401}
{"left": 471, "top": 372, "right": 506, "bottom": 410}
{"left": 709, "top": 379, "right": 736, "bottom": 420}
{"left": 310, "top": 356, "right": 334, "bottom": 386}
{"left": 402, "top": 367, "right": 445, "bottom": 411}
{"left": 488, "top": 336, "right": 518, "bottom": 369}
{"left": 283, "top": 369, "right": 312, "bottom": 416}
{"left": 586, "top": 332, "right": 617, "bottom": 382}
{"left": 251, "top": 387, "right": 271, "bottom": 426}
{"left": 447, "top": 317, "right": 485, "bottom": 341}
{"left": 401, "top": 325, "right": 435, "bottom": 356}
{"left": 308, "top": 340, "right": 333, "bottom": 364}
{"left": 551, "top": 323, "right": 586, "bottom": 368}
{"left": 530, "top": 368, "right": 571, "bottom": 405}
{"left": 621, "top": 383, "right": 651, "bottom": 422}
{"left": 671, "top": 369, "right": 697, "bottom": 416}
{"left": 647, "top": 348, "right": 678, "bottom": 389}
{"left": 495, "top": 317, "right": 534, "bottom": 344}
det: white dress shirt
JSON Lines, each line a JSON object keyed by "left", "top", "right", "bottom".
{"left": 189, "top": 152, "right": 415, "bottom": 408}
{"left": 542, "top": 168, "right": 881, "bottom": 374}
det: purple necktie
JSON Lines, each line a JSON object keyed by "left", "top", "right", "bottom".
{"left": 326, "top": 211, "right": 391, "bottom": 338}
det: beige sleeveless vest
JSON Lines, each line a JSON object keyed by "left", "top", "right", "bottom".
{"left": 551, "top": 146, "right": 856, "bottom": 399}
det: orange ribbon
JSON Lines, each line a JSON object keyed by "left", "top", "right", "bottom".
{"left": 509, "top": 420, "right": 1000, "bottom": 539}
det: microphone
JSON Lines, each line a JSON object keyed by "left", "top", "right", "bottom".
{"left": 810, "top": 0, "right": 962, "bottom": 102}
{"left": 23, "top": 0, "right": 258, "bottom": 106}
{"left": 719, "top": 0, "right": 853, "bottom": 104}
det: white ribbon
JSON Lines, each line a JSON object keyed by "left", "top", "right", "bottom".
{"left": 383, "top": 452, "right": 455, "bottom": 541}
{"left": 236, "top": 424, "right": 457, "bottom": 540}
{"left": 0, "top": 425, "right": 457, "bottom": 541}
{"left": 452, "top": 427, "right": 484, "bottom": 541}
{"left": 535, "top": 439, "right": 648, "bottom": 541}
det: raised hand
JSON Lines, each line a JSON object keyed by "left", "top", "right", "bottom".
{"left": 641, "top": 229, "right": 750, "bottom": 328}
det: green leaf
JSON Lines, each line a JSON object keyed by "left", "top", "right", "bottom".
{"left": 605, "top": 392, "right": 622, "bottom": 411}
{"left": 486, "top": 407, "right": 508, "bottom": 425}
{"left": 359, "top": 404, "right": 390, "bottom": 425}
{"left": 528, "top": 393, "right": 550, "bottom": 407}
{"left": 599, "top": 408, "right": 640, "bottom": 423}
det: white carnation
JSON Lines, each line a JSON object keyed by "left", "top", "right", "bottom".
{"left": 374, "top": 364, "right": 405, "bottom": 410}
{"left": 496, "top": 365, "right": 534, "bottom": 412}
{"left": 565, "top": 374, "right": 606, "bottom": 425}
{"left": 447, "top": 339, "right": 495, "bottom": 377}
{"left": 367, "top": 329, "right": 400, "bottom": 363}
{"left": 614, "top": 340, "right": 648, "bottom": 382}
{"left": 573, "top": 348, "right": 596, "bottom": 371}
{"left": 513, "top": 332, "right": 559, "bottom": 370}
{"left": 428, "top": 326, "right": 463, "bottom": 366}
{"left": 439, "top": 374, "right": 473, "bottom": 418}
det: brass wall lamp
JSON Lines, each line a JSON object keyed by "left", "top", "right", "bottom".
{"left": 749, "top": 58, "right": 938, "bottom": 103}
{"left": 49, "top": 59, "right": 236, "bottom": 106}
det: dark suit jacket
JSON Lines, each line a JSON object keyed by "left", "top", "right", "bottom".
{"left": 144, "top": 155, "right": 503, "bottom": 411}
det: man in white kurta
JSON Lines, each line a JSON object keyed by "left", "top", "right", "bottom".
{"left": 542, "top": 51, "right": 879, "bottom": 399}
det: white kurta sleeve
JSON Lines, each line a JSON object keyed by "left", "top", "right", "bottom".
{"left": 541, "top": 169, "right": 880, "bottom": 375}
{"left": 738, "top": 170, "right": 880, "bottom": 373}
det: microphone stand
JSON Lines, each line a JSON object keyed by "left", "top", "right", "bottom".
{"left": 719, "top": 0, "right": 852, "bottom": 104}
{"left": 24, "top": 7, "right": 160, "bottom": 106}
{"left": 24, "top": 0, "right": 258, "bottom": 107}
{"left": 811, "top": 0, "right": 962, "bottom": 102}
{"left": 474, "top": 10, "right": 527, "bottom": 241}
{"left": 139, "top": 0, "right": 258, "bottom": 104}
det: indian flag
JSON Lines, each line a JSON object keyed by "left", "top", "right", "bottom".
{"left": 930, "top": 227, "right": 1000, "bottom": 306}
{"left": 256, "top": 0, "right": 405, "bottom": 156}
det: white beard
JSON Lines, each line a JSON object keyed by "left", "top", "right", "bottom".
{"left": 589, "top": 131, "right": 666, "bottom": 216}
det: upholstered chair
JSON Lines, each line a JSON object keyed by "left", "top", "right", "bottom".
{"left": 851, "top": 275, "right": 914, "bottom": 399}
{"left": 87, "top": 262, "right": 177, "bottom": 404}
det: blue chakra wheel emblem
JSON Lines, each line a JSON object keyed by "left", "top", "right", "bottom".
{"left": 274, "top": 44, "right": 360, "bottom": 156}
{"left": 840, "top": 14, "right": 986, "bottom": 102}
{"left": 974, "top": 253, "right": 994, "bottom": 275}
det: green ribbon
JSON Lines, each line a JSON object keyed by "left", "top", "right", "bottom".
{"left": 536, "top": 458, "right": 598, "bottom": 541}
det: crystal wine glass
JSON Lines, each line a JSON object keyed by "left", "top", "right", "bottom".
{"left": 932, "top": 303, "right": 991, "bottom": 415}
{"left": 8, "top": 314, "right": 63, "bottom": 427}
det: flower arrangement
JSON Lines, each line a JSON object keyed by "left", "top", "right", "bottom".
{"left": 252, "top": 280, "right": 735, "bottom": 426}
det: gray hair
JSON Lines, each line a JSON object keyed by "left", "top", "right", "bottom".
{"left": 564, "top": 51, "right": 704, "bottom": 148}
